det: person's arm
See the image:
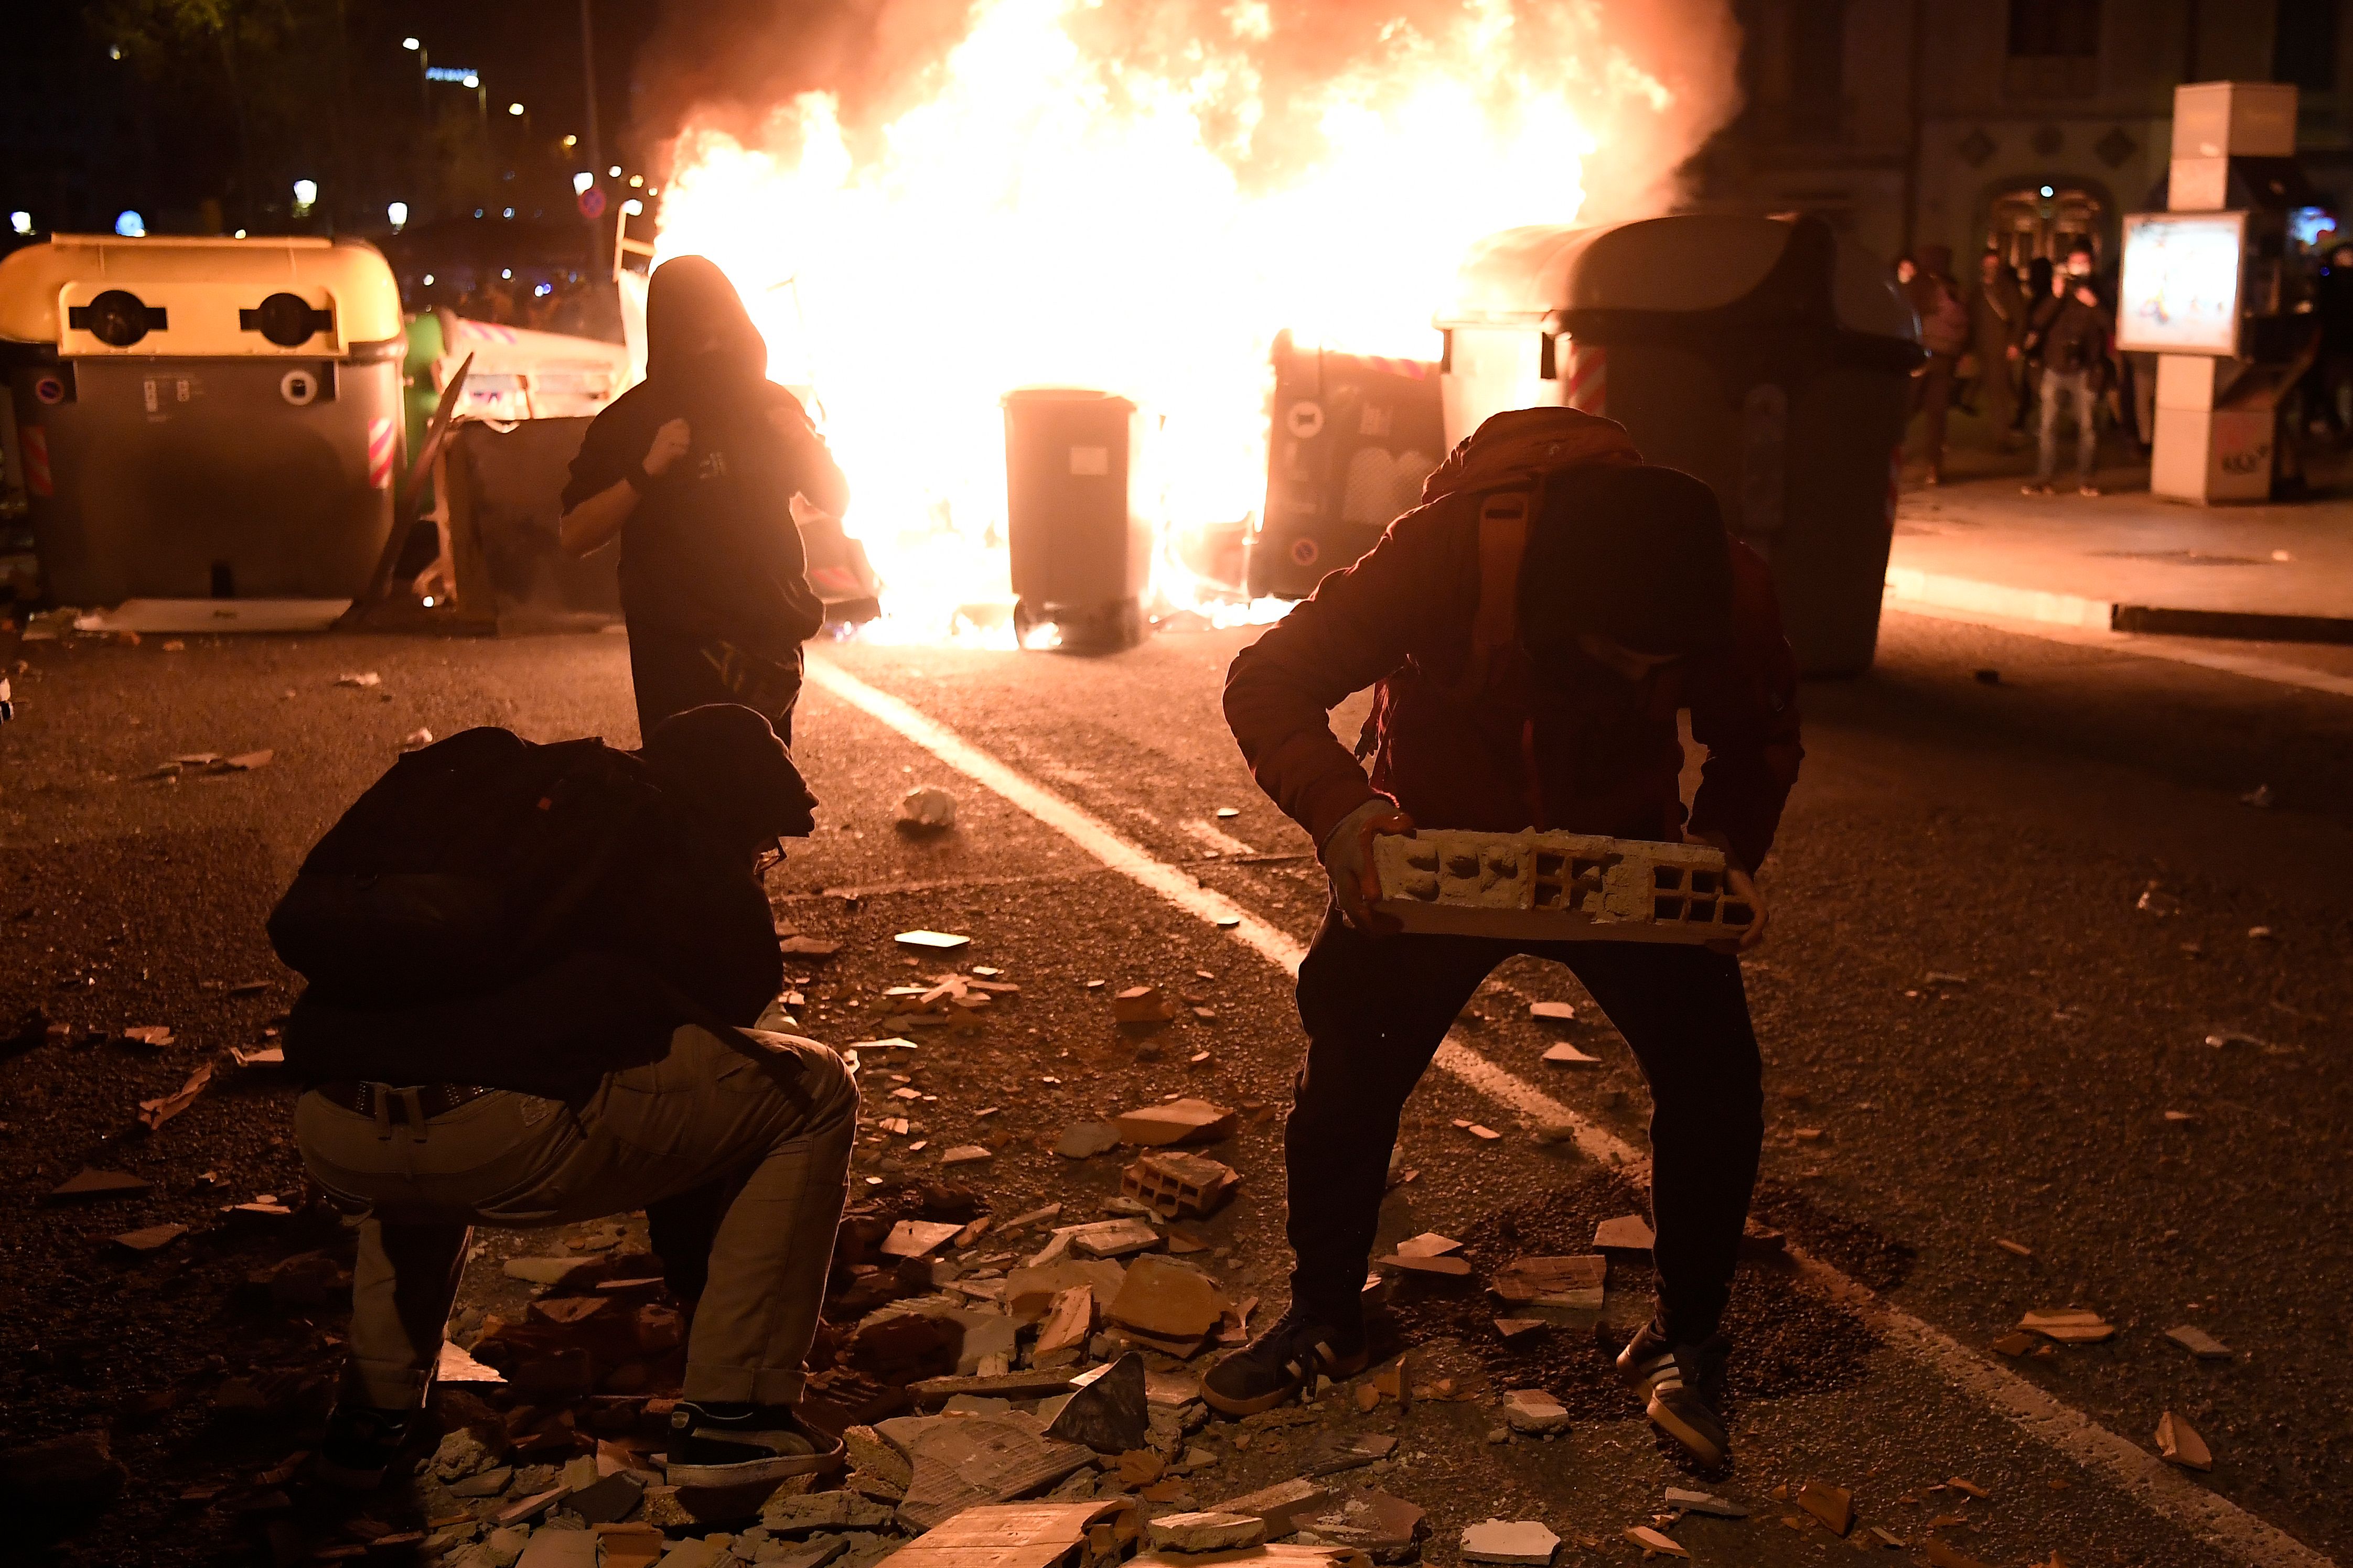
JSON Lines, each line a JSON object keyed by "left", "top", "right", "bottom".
{"left": 767, "top": 402, "right": 851, "bottom": 517}
{"left": 1222, "top": 509, "right": 1459, "bottom": 849}
{"left": 559, "top": 417, "right": 691, "bottom": 557}
{"left": 1684, "top": 544, "right": 1803, "bottom": 880}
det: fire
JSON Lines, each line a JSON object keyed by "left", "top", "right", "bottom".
{"left": 652, "top": 0, "right": 1691, "bottom": 638}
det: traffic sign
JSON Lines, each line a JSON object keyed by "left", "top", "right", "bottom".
{"left": 577, "top": 186, "right": 607, "bottom": 220}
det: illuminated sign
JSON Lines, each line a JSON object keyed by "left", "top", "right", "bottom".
{"left": 2117, "top": 211, "right": 2247, "bottom": 357}
{"left": 424, "top": 66, "right": 478, "bottom": 83}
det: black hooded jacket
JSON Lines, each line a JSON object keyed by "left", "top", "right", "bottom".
{"left": 563, "top": 257, "right": 849, "bottom": 661}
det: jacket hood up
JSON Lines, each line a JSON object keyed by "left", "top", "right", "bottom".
{"left": 644, "top": 255, "right": 768, "bottom": 385}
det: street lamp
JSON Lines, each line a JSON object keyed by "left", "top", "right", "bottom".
{"left": 388, "top": 201, "right": 409, "bottom": 231}
{"left": 572, "top": 172, "right": 594, "bottom": 195}
{"left": 508, "top": 102, "right": 525, "bottom": 116}
{"left": 115, "top": 211, "right": 145, "bottom": 237}
{"left": 292, "top": 178, "right": 318, "bottom": 216}
{"left": 9, "top": 212, "right": 30, "bottom": 236}
{"left": 402, "top": 36, "right": 419, "bottom": 50}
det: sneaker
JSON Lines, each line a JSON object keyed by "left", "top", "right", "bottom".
{"left": 1616, "top": 1322, "right": 1732, "bottom": 1468}
{"left": 312, "top": 1402, "right": 418, "bottom": 1491}
{"left": 2021, "top": 481, "right": 2054, "bottom": 495}
{"left": 666, "top": 1402, "right": 843, "bottom": 1488}
{"left": 1202, "top": 1303, "right": 1368, "bottom": 1416}
{"left": 2077, "top": 482, "right": 2101, "bottom": 497}
{"left": 1922, "top": 470, "right": 1942, "bottom": 487}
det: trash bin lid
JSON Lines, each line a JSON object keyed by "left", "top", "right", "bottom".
{"left": 1437, "top": 214, "right": 1916, "bottom": 345}
{"left": 0, "top": 234, "right": 404, "bottom": 358}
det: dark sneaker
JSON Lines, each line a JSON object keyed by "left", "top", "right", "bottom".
{"left": 1202, "top": 1304, "right": 1368, "bottom": 1416}
{"left": 2021, "top": 481, "right": 2055, "bottom": 495}
{"left": 312, "top": 1402, "right": 418, "bottom": 1491}
{"left": 1616, "top": 1322, "right": 1732, "bottom": 1468}
{"left": 2077, "top": 483, "right": 2101, "bottom": 497}
{"left": 666, "top": 1403, "right": 843, "bottom": 1488}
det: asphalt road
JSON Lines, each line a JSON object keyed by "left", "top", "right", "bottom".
{"left": 1, "top": 604, "right": 2347, "bottom": 1567}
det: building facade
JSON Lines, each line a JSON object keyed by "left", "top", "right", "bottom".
{"left": 1696, "top": 0, "right": 2353, "bottom": 268}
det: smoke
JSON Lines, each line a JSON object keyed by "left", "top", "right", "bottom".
{"left": 633, "top": 0, "right": 1746, "bottom": 218}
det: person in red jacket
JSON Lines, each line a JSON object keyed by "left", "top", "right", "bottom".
{"left": 1207, "top": 408, "right": 1802, "bottom": 1468}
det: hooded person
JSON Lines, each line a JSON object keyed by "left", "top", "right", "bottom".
{"left": 561, "top": 256, "right": 850, "bottom": 744}
{"left": 1213, "top": 408, "right": 1802, "bottom": 1468}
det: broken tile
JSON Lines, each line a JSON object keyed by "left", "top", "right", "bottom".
{"left": 1489, "top": 1255, "right": 1605, "bottom": 1310}
{"left": 110, "top": 1223, "right": 188, "bottom": 1253}
{"left": 1030, "top": 1286, "right": 1095, "bottom": 1368}
{"left": 1593, "top": 1215, "right": 1654, "bottom": 1252}
{"left": 1300, "top": 1431, "right": 1395, "bottom": 1476}
{"left": 1664, "top": 1489, "right": 1747, "bottom": 1518}
{"left": 2155, "top": 1410, "right": 2212, "bottom": 1471}
{"left": 1392, "top": 1232, "right": 1462, "bottom": 1258}
{"left": 46, "top": 1167, "right": 153, "bottom": 1203}
{"left": 1056, "top": 1122, "right": 1122, "bottom": 1159}
{"left": 1466, "top": 1124, "right": 1501, "bottom": 1140}
{"left": 136, "top": 1062, "right": 214, "bottom": 1131}
{"left": 1459, "top": 1519, "right": 1559, "bottom": 1566}
{"left": 2165, "top": 1325, "right": 2231, "bottom": 1359}
{"left": 1066, "top": 1219, "right": 1159, "bottom": 1259}
{"left": 1540, "top": 1042, "right": 1600, "bottom": 1066}
{"left": 229, "top": 1044, "right": 285, "bottom": 1068}
{"left": 1377, "top": 1252, "right": 1472, "bottom": 1277}
{"left": 882, "top": 1220, "right": 965, "bottom": 1259}
{"left": 1041, "top": 1353, "right": 1149, "bottom": 1454}
{"left": 435, "top": 1340, "right": 506, "bottom": 1385}
{"left": 1500, "top": 1389, "right": 1569, "bottom": 1434}
{"left": 1109, "top": 1255, "right": 1224, "bottom": 1345}
{"left": 940, "top": 1145, "right": 993, "bottom": 1166}
{"left": 1991, "top": 1331, "right": 2036, "bottom": 1356}
{"left": 1493, "top": 1317, "right": 1545, "bottom": 1340}
{"left": 1995, "top": 1239, "right": 2033, "bottom": 1259}
{"left": 2018, "top": 1309, "right": 2114, "bottom": 1344}
{"left": 1112, "top": 987, "right": 1179, "bottom": 1025}
{"left": 1624, "top": 1527, "right": 1687, "bottom": 1559}
{"left": 1112, "top": 1098, "right": 1236, "bottom": 1147}
{"left": 1210, "top": 1478, "right": 1336, "bottom": 1534}
{"left": 1147, "top": 1512, "right": 1266, "bottom": 1553}
{"left": 895, "top": 1417, "right": 1096, "bottom": 1529}
{"left": 896, "top": 931, "right": 972, "bottom": 951}
{"left": 1796, "top": 1482, "right": 1852, "bottom": 1536}
{"left": 1528, "top": 1000, "right": 1576, "bottom": 1022}
{"left": 119, "top": 1025, "right": 176, "bottom": 1048}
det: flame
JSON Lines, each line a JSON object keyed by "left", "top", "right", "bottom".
{"left": 654, "top": 0, "right": 1676, "bottom": 640}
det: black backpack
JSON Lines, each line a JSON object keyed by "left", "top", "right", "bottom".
{"left": 268, "top": 727, "right": 659, "bottom": 1009}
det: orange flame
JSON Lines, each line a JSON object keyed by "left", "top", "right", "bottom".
{"left": 655, "top": 0, "right": 1691, "bottom": 638}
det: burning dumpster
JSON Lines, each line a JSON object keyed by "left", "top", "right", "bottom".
{"left": 1251, "top": 330, "right": 1444, "bottom": 599}
{"left": 0, "top": 235, "right": 407, "bottom": 606}
{"left": 1003, "top": 387, "right": 1153, "bottom": 651}
{"left": 1436, "top": 215, "right": 1921, "bottom": 676}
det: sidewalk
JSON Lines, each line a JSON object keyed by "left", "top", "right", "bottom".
{"left": 1885, "top": 410, "right": 2353, "bottom": 646}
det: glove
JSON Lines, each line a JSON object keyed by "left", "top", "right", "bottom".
{"left": 1320, "top": 796, "right": 1416, "bottom": 936}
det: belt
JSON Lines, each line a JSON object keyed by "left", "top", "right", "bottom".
{"left": 316, "top": 1081, "right": 494, "bottom": 1124}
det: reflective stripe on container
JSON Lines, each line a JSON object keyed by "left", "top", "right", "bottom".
{"left": 367, "top": 417, "right": 395, "bottom": 490}
{"left": 22, "top": 425, "right": 51, "bottom": 497}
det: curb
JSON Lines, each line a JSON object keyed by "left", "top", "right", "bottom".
{"left": 1884, "top": 568, "right": 2353, "bottom": 646}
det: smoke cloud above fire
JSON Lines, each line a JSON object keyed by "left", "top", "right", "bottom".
{"left": 629, "top": 0, "right": 1746, "bottom": 636}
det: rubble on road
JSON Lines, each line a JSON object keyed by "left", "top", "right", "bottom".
{"left": 1500, "top": 1389, "right": 1568, "bottom": 1434}
{"left": 1459, "top": 1518, "right": 1559, "bottom": 1565}
{"left": 1592, "top": 1215, "right": 1653, "bottom": 1252}
{"left": 1111, "top": 1098, "right": 1236, "bottom": 1146}
{"left": 1147, "top": 1512, "right": 1266, "bottom": 1552}
{"left": 110, "top": 1222, "right": 189, "bottom": 1253}
{"left": 45, "top": 1166, "right": 153, "bottom": 1202}
{"left": 1289, "top": 1490, "right": 1425, "bottom": 1560}
{"left": 1488, "top": 1255, "right": 1605, "bottom": 1312}
{"left": 1624, "top": 1526, "right": 1687, "bottom": 1558}
{"left": 1113, "top": 987, "right": 1179, "bottom": 1025}
{"left": 1121, "top": 1151, "right": 1238, "bottom": 1218}
{"left": 897, "top": 786, "right": 958, "bottom": 833}
{"left": 1663, "top": 1489, "right": 1746, "bottom": 1518}
{"left": 1539, "top": 1043, "right": 1599, "bottom": 1066}
{"left": 1058, "top": 1122, "right": 1122, "bottom": 1159}
{"left": 137, "top": 1061, "right": 215, "bottom": 1130}
{"left": 2017, "top": 1309, "right": 2113, "bottom": 1344}
{"left": 896, "top": 931, "right": 973, "bottom": 952}
{"left": 1795, "top": 1482, "right": 1852, "bottom": 1536}
{"left": 2165, "top": 1325, "right": 2231, "bottom": 1359}
{"left": 2155, "top": 1411, "right": 2212, "bottom": 1470}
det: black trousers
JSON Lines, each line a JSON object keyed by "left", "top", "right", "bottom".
{"left": 629, "top": 629, "right": 800, "bottom": 747}
{"left": 1286, "top": 906, "right": 1764, "bottom": 1345}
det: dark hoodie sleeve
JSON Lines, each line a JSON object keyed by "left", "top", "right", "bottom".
{"left": 561, "top": 394, "right": 644, "bottom": 514}
{"left": 1685, "top": 544, "right": 1803, "bottom": 873}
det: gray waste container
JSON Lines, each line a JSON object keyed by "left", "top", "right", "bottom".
{"left": 1436, "top": 215, "right": 1921, "bottom": 675}
{"left": 0, "top": 235, "right": 407, "bottom": 605}
{"left": 1003, "top": 387, "right": 1153, "bottom": 651}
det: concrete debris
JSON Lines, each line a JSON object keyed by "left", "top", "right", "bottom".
{"left": 1489, "top": 1255, "right": 1605, "bottom": 1311}
{"left": 503, "top": 1255, "right": 591, "bottom": 1285}
{"left": 514, "top": 1530, "right": 598, "bottom": 1568}
{"left": 895, "top": 1417, "right": 1096, "bottom": 1529}
{"left": 1147, "top": 1513, "right": 1266, "bottom": 1553}
{"left": 841, "top": 1426, "right": 914, "bottom": 1489}
{"left": 2018, "top": 1309, "right": 2114, "bottom": 1344}
{"left": 1212, "top": 1478, "right": 1336, "bottom": 1534}
{"left": 1065, "top": 1219, "right": 1160, "bottom": 1260}
{"left": 897, "top": 785, "right": 958, "bottom": 832}
{"left": 447, "top": 1466, "right": 514, "bottom": 1497}
{"left": 1030, "top": 1286, "right": 1096, "bottom": 1368}
{"left": 762, "top": 1491, "right": 899, "bottom": 1533}
{"left": 134, "top": 1060, "right": 213, "bottom": 1130}
{"left": 1500, "top": 1390, "right": 1569, "bottom": 1434}
{"left": 229, "top": 1044, "right": 285, "bottom": 1068}
{"left": 437, "top": 1340, "right": 507, "bottom": 1383}
{"left": 1112, "top": 1098, "right": 1237, "bottom": 1147}
{"left": 1377, "top": 1251, "right": 1471, "bottom": 1277}
{"left": 1121, "top": 1151, "right": 1238, "bottom": 1218}
{"left": 942, "top": 1146, "right": 994, "bottom": 1166}
{"left": 1623, "top": 1527, "right": 1687, "bottom": 1559}
{"left": 1043, "top": 1353, "right": 1150, "bottom": 1453}
{"left": 1113, "top": 987, "right": 1179, "bottom": 1025}
{"left": 887, "top": 1498, "right": 1135, "bottom": 1568}
{"left": 1392, "top": 1232, "right": 1462, "bottom": 1258}
{"left": 565, "top": 1473, "right": 644, "bottom": 1524}
{"left": 1995, "top": 1239, "right": 2033, "bottom": 1259}
{"left": 1540, "top": 1043, "right": 1600, "bottom": 1066}
{"left": 1868, "top": 1526, "right": 1907, "bottom": 1548}
{"left": 2165, "top": 1325, "right": 2232, "bottom": 1359}
{"left": 337, "top": 671, "right": 382, "bottom": 687}
{"left": 1109, "top": 1256, "right": 1225, "bottom": 1347}
{"left": 2155, "top": 1410, "right": 2212, "bottom": 1470}
{"left": 1592, "top": 1215, "right": 1654, "bottom": 1252}
{"left": 1528, "top": 1001, "right": 1575, "bottom": 1022}
{"left": 402, "top": 728, "right": 435, "bottom": 751}
{"left": 1057, "top": 1122, "right": 1123, "bottom": 1160}
{"left": 1299, "top": 1432, "right": 1395, "bottom": 1476}
{"left": 1292, "top": 1490, "right": 1425, "bottom": 1560}
{"left": 1990, "top": 1331, "right": 2037, "bottom": 1356}
{"left": 1493, "top": 1318, "right": 1545, "bottom": 1340}
{"left": 111, "top": 1223, "right": 189, "bottom": 1253}
{"left": 883, "top": 1220, "right": 966, "bottom": 1259}
{"left": 1663, "top": 1489, "right": 1748, "bottom": 1518}
{"left": 45, "top": 1167, "right": 153, "bottom": 1203}
{"left": 119, "top": 1025, "right": 177, "bottom": 1047}
{"left": 896, "top": 931, "right": 973, "bottom": 951}
{"left": 1796, "top": 1482, "right": 1852, "bottom": 1536}
{"left": 1005, "top": 1260, "right": 1129, "bottom": 1319}
{"left": 0, "top": 1431, "right": 127, "bottom": 1520}
{"left": 1458, "top": 1519, "right": 1559, "bottom": 1565}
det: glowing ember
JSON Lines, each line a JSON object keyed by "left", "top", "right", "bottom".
{"left": 652, "top": 0, "right": 1729, "bottom": 637}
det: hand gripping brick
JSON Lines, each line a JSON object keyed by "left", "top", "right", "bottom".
{"left": 1370, "top": 829, "right": 1754, "bottom": 944}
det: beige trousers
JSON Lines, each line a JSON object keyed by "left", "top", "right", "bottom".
{"left": 296, "top": 1027, "right": 857, "bottom": 1410}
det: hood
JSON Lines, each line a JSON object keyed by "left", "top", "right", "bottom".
{"left": 1421, "top": 406, "right": 1642, "bottom": 507}
{"left": 644, "top": 255, "right": 768, "bottom": 385}
{"left": 1918, "top": 243, "right": 1954, "bottom": 278}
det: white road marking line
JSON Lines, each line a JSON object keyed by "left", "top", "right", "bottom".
{"left": 1181, "top": 818, "right": 1259, "bottom": 857}
{"left": 1884, "top": 597, "right": 2353, "bottom": 700}
{"left": 804, "top": 653, "right": 2336, "bottom": 1568}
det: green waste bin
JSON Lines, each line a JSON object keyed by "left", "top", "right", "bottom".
{"left": 1436, "top": 215, "right": 1922, "bottom": 675}
{"left": 0, "top": 234, "right": 406, "bottom": 605}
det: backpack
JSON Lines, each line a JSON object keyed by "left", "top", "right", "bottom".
{"left": 268, "top": 727, "right": 660, "bottom": 1009}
